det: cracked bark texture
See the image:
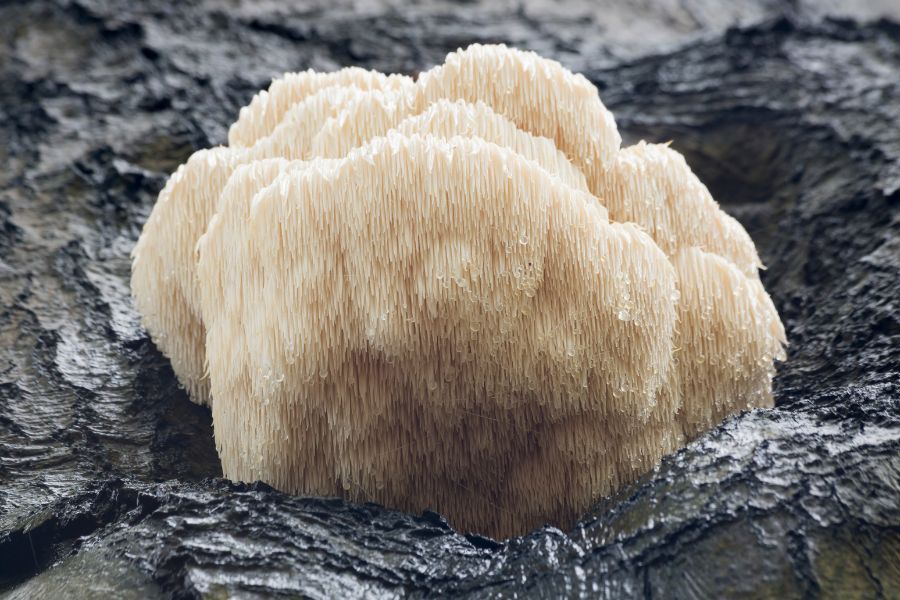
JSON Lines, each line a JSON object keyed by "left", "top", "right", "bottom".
{"left": 1, "top": 1, "right": 899, "bottom": 597}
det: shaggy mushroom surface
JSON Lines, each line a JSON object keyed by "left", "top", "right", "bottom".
{"left": 131, "top": 44, "right": 786, "bottom": 538}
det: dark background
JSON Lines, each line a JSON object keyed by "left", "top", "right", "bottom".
{"left": 1, "top": 0, "right": 899, "bottom": 597}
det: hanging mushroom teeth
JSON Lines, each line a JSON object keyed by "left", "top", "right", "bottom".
{"left": 596, "top": 141, "right": 763, "bottom": 276}
{"left": 131, "top": 84, "right": 375, "bottom": 404}
{"left": 228, "top": 67, "right": 414, "bottom": 148}
{"left": 133, "top": 88, "right": 593, "bottom": 405}
{"left": 199, "top": 134, "right": 677, "bottom": 539}
{"left": 131, "top": 44, "right": 786, "bottom": 538}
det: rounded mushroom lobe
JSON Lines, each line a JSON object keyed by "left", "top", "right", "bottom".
{"left": 131, "top": 43, "right": 786, "bottom": 539}
{"left": 228, "top": 67, "right": 413, "bottom": 147}
{"left": 416, "top": 44, "right": 622, "bottom": 187}
{"left": 201, "top": 134, "right": 678, "bottom": 538}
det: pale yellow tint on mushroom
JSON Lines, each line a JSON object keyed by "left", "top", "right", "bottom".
{"left": 595, "top": 141, "right": 786, "bottom": 438}
{"left": 415, "top": 44, "right": 622, "bottom": 185}
{"left": 228, "top": 67, "right": 413, "bottom": 147}
{"left": 673, "top": 248, "right": 786, "bottom": 439}
{"left": 133, "top": 88, "right": 599, "bottom": 405}
{"left": 131, "top": 43, "right": 788, "bottom": 539}
{"left": 198, "top": 134, "right": 679, "bottom": 538}
{"left": 131, "top": 85, "right": 371, "bottom": 404}
{"left": 230, "top": 44, "right": 622, "bottom": 183}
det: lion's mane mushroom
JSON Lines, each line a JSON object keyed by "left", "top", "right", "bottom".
{"left": 197, "top": 133, "right": 679, "bottom": 538}
{"left": 414, "top": 44, "right": 622, "bottom": 185}
{"left": 130, "top": 84, "right": 368, "bottom": 403}
{"left": 132, "top": 92, "right": 593, "bottom": 404}
{"left": 228, "top": 67, "right": 413, "bottom": 147}
{"left": 231, "top": 44, "right": 622, "bottom": 177}
{"left": 131, "top": 44, "right": 786, "bottom": 538}
{"left": 595, "top": 141, "right": 786, "bottom": 438}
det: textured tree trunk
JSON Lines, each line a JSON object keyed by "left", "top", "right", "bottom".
{"left": 1, "top": 1, "right": 898, "bottom": 597}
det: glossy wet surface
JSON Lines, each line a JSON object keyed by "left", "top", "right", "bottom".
{"left": 1, "top": 1, "right": 898, "bottom": 597}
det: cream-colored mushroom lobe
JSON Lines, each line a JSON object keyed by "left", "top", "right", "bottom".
{"left": 597, "top": 141, "right": 762, "bottom": 276}
{"left": 236, "top": 45, "right": 622, "bottom": 184}
{"left": 132, "top": 91, "right": 598, "bottom": 404}
{"left": 313, "top": 97, "right": 590, "bottom": 194}
{"left": 594, "top": 141, "right": 785, "bottom": 438}
{"left": 197, "top": 134, "right": 678, "bottom": 538}
{"left": 228, "top": 67, "right": 413, "bottom": 147}
{"left": 131, "top": 84, "right": 369, "bottom": 404}
{"left": 131, "top": 43, "right": 786, "bottom": 539}
{"left": 672, "top": 247, "right": 786, "bottom": 439}
{"left": 415, "top": 44, "right": 622, "bottom": 186}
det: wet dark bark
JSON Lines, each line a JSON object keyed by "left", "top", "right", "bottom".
{"left": 1, "top": 1, "right": 898, "bottom": 597}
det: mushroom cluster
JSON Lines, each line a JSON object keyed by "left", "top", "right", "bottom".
{"left": 131, "top": 44, "right": 786, "bottom": 539}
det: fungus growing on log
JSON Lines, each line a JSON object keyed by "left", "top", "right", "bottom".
{"left": 132, "top": 92, "right": 591, "bottom": 405}
{"left": 198, "top": 134, "right": 678, "bottom": 538}
{"left": 131, "top": 44, "right": 786, "bottom": 538}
